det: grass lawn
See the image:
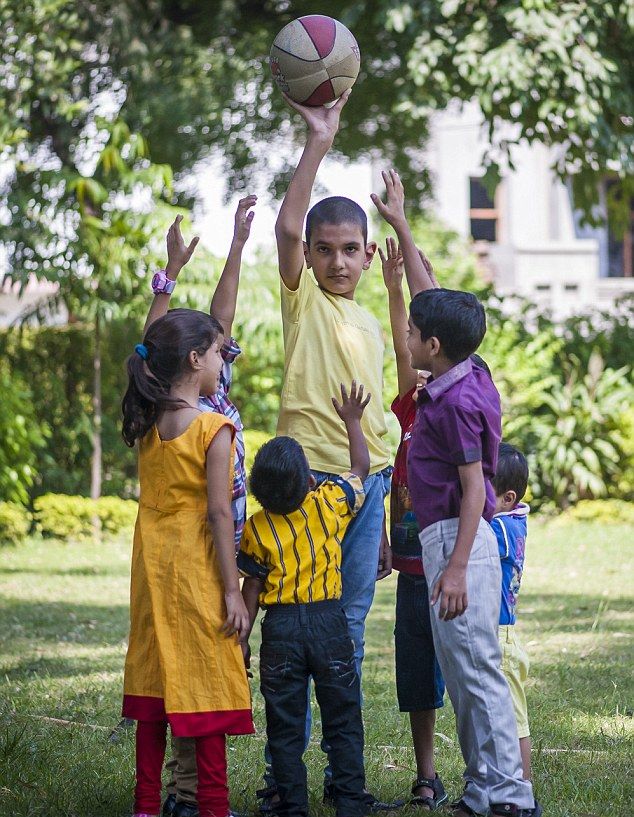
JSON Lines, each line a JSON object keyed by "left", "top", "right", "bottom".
{"left": 0, "top": 519, "right": 632, "bottom": 816}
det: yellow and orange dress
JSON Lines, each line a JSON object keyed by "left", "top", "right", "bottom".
{"left": 122, "top": 412, "right": 254, "bottom": 738}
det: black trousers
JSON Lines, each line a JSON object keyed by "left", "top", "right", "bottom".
{"left": 259, "top": 600, "right": 367, "bottom": 817}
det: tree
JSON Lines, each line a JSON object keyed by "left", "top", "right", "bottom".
{"left": 2, "top": 116, "right": 174, "bottom": 497}
{"left": 1, "top": 1, "right": 631, "bottom": 221}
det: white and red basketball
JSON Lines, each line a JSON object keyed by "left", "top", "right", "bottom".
{"left": 270, "top": 15, "right": 360, "bottom": 106}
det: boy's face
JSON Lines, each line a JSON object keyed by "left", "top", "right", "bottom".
{"left": 304, "top": 222, "right": 376, "bottom": 300}
{"left": 406, "top": 317, "right": 436, "bottom": 370}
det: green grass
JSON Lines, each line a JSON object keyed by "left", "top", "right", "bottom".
{"left": 0, "top": 520, "right": 632, "bottom": 816}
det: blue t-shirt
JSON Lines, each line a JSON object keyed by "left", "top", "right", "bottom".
{"left": 491, "top": 503, "right": 530, "bottom": 626}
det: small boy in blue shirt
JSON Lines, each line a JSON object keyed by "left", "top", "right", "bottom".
{"left": 492, "top": 443, "right": 533, "bottom": 782}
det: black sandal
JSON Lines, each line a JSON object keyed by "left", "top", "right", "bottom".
{"left": 449, "top": 799, "right": 486, "bottom": 817}
{"left": 410, "top": 774, "right": 448, "bottom": 810}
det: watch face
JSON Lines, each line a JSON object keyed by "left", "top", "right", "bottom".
{"left": 151, "top": 272, "right": 161, "bottom": 290}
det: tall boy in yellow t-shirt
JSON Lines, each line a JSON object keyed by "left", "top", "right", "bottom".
{"left": 256, "top": 91, "right": 395, "bottom": 813}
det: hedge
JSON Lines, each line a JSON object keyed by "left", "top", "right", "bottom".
{"left": 34, "top": 494, "right": 138, "bottom": 540}
{"left": 0, "top": 502, "right": 32, "bottom": 545}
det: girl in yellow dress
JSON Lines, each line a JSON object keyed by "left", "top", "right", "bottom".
{"left": 121, "top": 308, "right": 254, "bottom": 817}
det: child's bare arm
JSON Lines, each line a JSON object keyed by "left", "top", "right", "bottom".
{"left": 240, "top": 576, "right": 263, "bottom": 643}
{"left": 210, "top": 195, "right": 256, "bottom": 339}
{"left": 332, "top": 381, "right": 371, "bottom": 481}
{"left": 206, "top": 426, "right": 250, "bottom": 639}
{"left": 379, "top": 237, "right": 418, "bottom": 398}
{"left": 143, "top": 215, "right": 199, "bottom": 336}
{"left": 371, "top": 170, "right": 436, "bottom": 298}
{"left": 275, "top": 91, "right": 350, "bottom": 291}
{"left": 430, "top": 460, "right": 486, "bottom": 620}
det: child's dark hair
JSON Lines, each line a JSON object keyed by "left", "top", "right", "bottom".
{"left": 121, "top": 309, "right": 223, "bottom": 447}
{"left": 250, "top": 437, "right": 311, "bottom": 515}
{"left": 492, "top": 442, "right": 529, "bottom": 502}
{"left": 305, "top": 196, "right": 368, "bottom": 247}
{"left": 410, "top": 288, "right": 486, "bottom": 362}
{"left": 470, "top": 353, "right": 492, "bottom": 377}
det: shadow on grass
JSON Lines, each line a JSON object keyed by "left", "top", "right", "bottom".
{"left": 0, "top": 564, "right": 126, "bottom": 577}
{"left": 0, "top": 599, "right": 129, "bottom": 646}
{"left": 3, "top": 651, "right": 125, "bottom": 681}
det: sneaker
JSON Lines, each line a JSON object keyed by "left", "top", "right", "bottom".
{"left": 323, "top": 782, "right": 405, "bottom": 812}
{"left": 256, "top": 785, "right": 280, "bottom": 816}
{"left": 162, "top": 795, "right": 177, "bottom": 817}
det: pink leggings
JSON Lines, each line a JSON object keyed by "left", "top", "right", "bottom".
{"left": 135, "top": 721, "right": 228, "bottom": 816}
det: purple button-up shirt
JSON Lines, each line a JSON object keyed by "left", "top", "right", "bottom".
{"left": 407, "top": 357, "right": 501, "bottom": 533}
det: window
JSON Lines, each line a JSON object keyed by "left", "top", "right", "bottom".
{"left": 469, "top": 177, "right": 499, "bottom": 242}
{"left": 606, "top": 182, "right": 633, "bottom": 277}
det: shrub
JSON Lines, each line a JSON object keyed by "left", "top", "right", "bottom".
{"left": 0, "top": 502, "right": 32, "bottom": 545}
{"left": 34, "top": 494, "right": 139, "bottom": 540}
{"left": 556, "top": 499, "right": 634, "bottom": 526}
{"left": 94, "top": 496, "right": 138, "bottom": 533}
{"left": 0, "top": 361, "right": 48, "bottom": 505}
{"left": 34, "top": 494, "right": 95, "bottom": 540}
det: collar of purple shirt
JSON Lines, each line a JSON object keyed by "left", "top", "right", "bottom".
{"left": 418, "top": 357, "right": 473, "bottom": 404}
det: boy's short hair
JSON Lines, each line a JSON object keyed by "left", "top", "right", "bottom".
{"left": 410, "top": 288, "right": 486, "bottom": 362}
{"left": 493, "top": 442, "right": 529, "bottom": 502}
{"left": 250, "top": 436, "right": 311, "bottom": 515}
{"left": 305, "top": 196, "right": 368, "bottom": 247}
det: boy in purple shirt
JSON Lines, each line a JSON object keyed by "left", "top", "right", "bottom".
{"left": 406, "top": 289, "right": 540, "bottom": 817}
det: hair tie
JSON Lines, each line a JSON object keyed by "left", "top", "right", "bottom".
{"left": 135, "top": 343, "right": 149, "bottom": 360}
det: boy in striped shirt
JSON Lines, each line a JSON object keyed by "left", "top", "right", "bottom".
{"left": 238, "top": 382, "right": 371, "bottom": 817}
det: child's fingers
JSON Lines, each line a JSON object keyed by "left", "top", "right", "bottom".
{"left": 430, "top": 580, "right": 440, "bottom": 606}
{"left": 361, "top": 393, "right": 371, "bottom": 409}
{"left": 340, "top": 382, "right": 349, "bottom": 403}
{"left": 187, "top": 236, "right": 200, "bottom": 254}
{"left": 331, "top": 88, "right": 351, "bottom": 112}
{"left": 356, "top": 383, "right": 364, "bottom": 403}
{"left": 377, "top": 246, "right": 386, "bottom": 264}
{"left": 175, "top": 214, "right": 184, "bottom": 224}
{"left": 246, "top": 210, "right": 255, "bottom": 225}
{"left": 370, "top": 192, "right": 386, "bottom": 214}
{"left": 331, "top": 397, "right": 342, "bottom": 414}
{"left": 349, "top": 380, "right": 357, "bottom": 401}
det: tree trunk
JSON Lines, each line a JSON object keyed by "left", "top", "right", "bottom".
{"left": 91, "top": 313, "right": 102, "bottom": 502}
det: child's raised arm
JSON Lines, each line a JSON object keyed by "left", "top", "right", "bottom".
{"left": 275, "top": 91, "right": 350, "bottom": 291}
{"left": 143, "top": 215, "right": 199, "bottom": 336}
{"left": 206, "top": 426, "right": 250, "bottom": 639}
{"left": 379, "top": 237, "right": 418, "bottom": 399}
{"left": 210, "top": 195, "right": 256, "bottom": 339}
{"left": 332, "top": 380, "right": 371, "bottom": 481}
{"left": 371, "top": 170, "right": 438, "bottom": 298}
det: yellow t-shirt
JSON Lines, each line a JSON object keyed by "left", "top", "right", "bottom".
{"left": 276, "top": 271, "right": 389, "bottom": 474}
{"left": 238, "top": 472, "right": 365, "bottom": 605}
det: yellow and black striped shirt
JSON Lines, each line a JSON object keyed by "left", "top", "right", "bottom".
{"left": 237, "top": 472, "right": 365, "bottom": 605}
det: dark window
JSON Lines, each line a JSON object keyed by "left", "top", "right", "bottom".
{"left": 469, "top": 177, "right": 498, "bottom": 242}
{"left": 606, "top": 181, "right": 633, "bottom": 277}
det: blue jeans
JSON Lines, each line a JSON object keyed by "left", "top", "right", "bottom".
{"left": 263, "top": 468, "right": 391, "bottom": 789}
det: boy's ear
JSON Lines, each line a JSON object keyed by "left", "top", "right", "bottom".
{"left": 503, "top": 489, "right": 517, "bottom": 508}
{"left": 363, "top": 241, "right": 377, "bottom": 270}
{"left": 428, "top": 336, "right": 442, "bottom": 357}
{"left": 303, "top": 241, "right": 312, "bottom": 269}
{"left": 308, "top": 474, "right": 317, "bottom": 489}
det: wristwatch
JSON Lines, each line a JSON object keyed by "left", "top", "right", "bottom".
{"left": 151, "top": 270, "right": 176, "bottom": 295}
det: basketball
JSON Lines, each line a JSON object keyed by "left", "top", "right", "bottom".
{"left": 270, "top": 15, "right": 360, "bottom": 106}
